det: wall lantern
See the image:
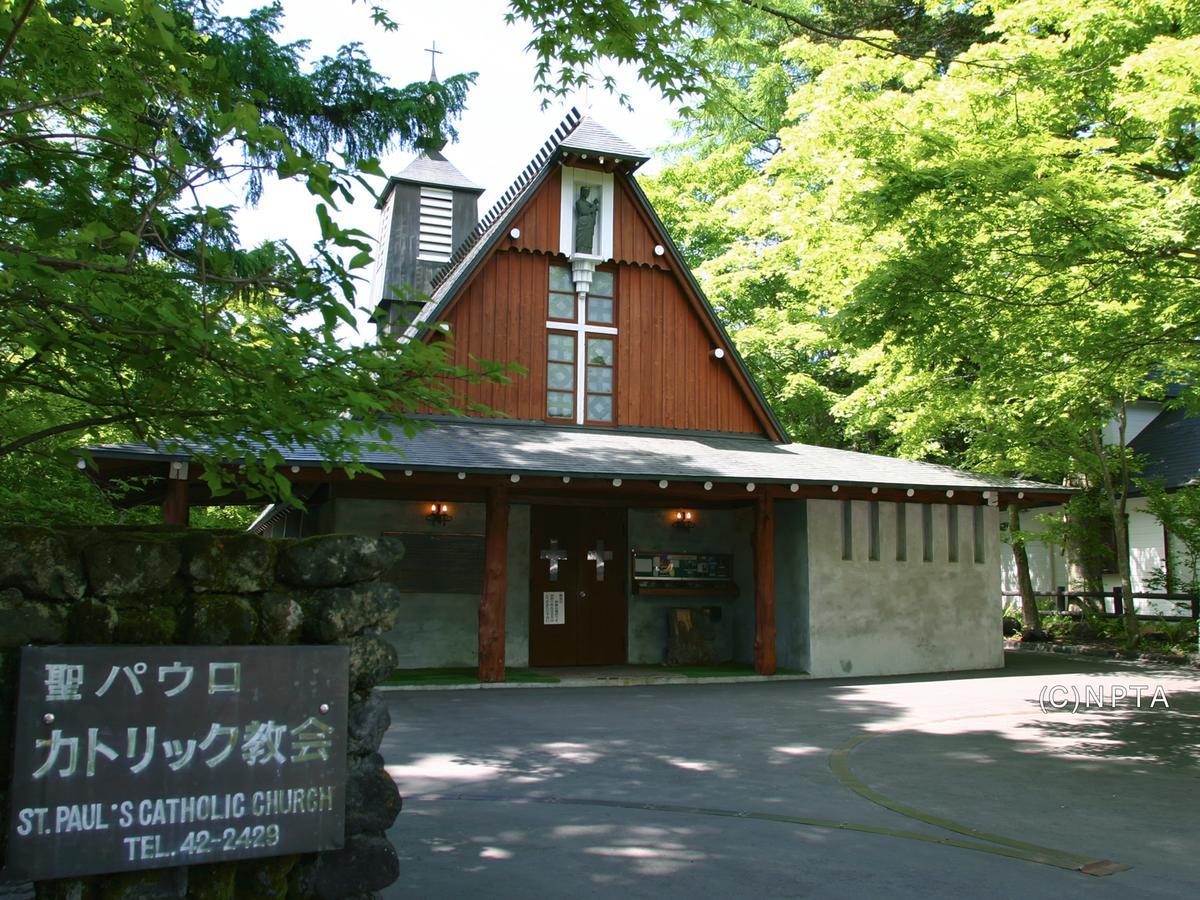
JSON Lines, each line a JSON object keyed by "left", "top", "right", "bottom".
{"left": 426, "top": 502, "right": 452, "bottom": 526}
{"left": 672, "top": 509, "right": 696, "bottom": 530}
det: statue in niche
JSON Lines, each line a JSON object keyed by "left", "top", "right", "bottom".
{"left": 574, "top": 185, "right": 601, "bottom": 254}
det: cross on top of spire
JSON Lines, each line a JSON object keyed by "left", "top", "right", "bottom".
{"left": 426, "top": 41, "right": 442, "bottom": 82}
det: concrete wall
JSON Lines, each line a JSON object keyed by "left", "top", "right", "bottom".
{"left": 625, "top": 507, "right": 749, "bottom": 664}
{"left": 806, "top": 499, "right": 1002, "bottom": 678}
{"left": 328, "top": 495, "right": 1003, "bottom": 678}
{"left": 329, "top": 499, "right": 531, "bottom": 668}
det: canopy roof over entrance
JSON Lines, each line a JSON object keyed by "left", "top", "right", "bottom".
{"left": 84, "top": 415, "right": 1069, "bottom": 506}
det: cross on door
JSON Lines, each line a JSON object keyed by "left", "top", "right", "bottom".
{"left": 540, "top": 539, "right": 569, "bottom": 582}
{"left": 587, "top": 539, "right": 613, "bottom": 581}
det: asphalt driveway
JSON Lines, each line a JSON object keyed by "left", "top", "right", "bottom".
{"left": 381, "top": 652, "right": 1200, "bottom": 898}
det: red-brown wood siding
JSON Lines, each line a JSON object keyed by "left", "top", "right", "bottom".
{"left": 614, "top": 265, "right": 762, "bottom": 434}
{"left": 496, "top": 168, "right": 669, "bottom": 270}
{"left": 425, "top": 164, "right": 777, "bottom": 437}
{"left": 613, "top": 178, "right": 669, "bottom": 270}
{"left": 436, "top": 250, "right": 765, "bottom": 434}
{"left": 502, "top": 167, "right": 561, "bottom": 254}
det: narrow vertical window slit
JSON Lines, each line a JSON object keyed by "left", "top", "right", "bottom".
{"left": 868, "top": 501, "right": 880, "bottom": 561}
{"left": 842, "top": 499, "right": 853, "bottom": 561}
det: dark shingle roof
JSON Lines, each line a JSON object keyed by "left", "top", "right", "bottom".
{"left": 379, "top": 150, "right": 483, "bottom": 204}
{"left": 558, "top": 116, "right": 648, "bottom": 161}
{"left": 1130, "top": 407, "right": 1200, "bottom": 488}
{"left": 85, "top": 419, "right": 1065, "bottom": 495}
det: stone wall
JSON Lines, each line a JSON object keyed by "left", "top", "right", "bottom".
{"left": 0, "top": 526, "right": 406, "bottom": 900}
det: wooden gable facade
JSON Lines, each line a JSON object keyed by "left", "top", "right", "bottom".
{"left": 422, "top": 148, "right": 782, "bottom": 440}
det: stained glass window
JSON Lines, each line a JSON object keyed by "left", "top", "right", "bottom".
{"left": 587, "top": 395, "right": 613, "bottom": 421}
{"left": 587, "top": 271, "right": 615, "bottom": 324}
{"left": 585, "top": 336, "right": 614, "bottom": 422}
{"left": 548, "top": 266, "right": 575, "bottom": 319}
{"left": 545, "top": 265, "right": 616, "bottom": 425}
{"left": 586, "top": 338, "right": 614, "bottom": 366}
{"left": 548, "top": 333, "right": 574, "bottom": 362}
{"left": 546, "top": 332, "right": 575, "bottom": 419}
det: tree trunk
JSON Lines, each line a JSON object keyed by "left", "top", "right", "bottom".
{"left": 1066, "top": 507, "right": 1105, "bottom": 595}
{"left": 1112, "top": 506, "right": 1137, "bottom": 644}
{"left": 1009, "top": 504, "right": 1041, "bottom": 634}
{"left": 1091, "top": 421, "right": 1138, "bottom": 646}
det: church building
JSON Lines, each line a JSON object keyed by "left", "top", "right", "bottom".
{"left": 87, "top": 110, "right": 1070, "bottom": 680}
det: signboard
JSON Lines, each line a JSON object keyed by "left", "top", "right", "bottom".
{"left": 543, "top": 592, "right": 565, "bottom": 625}
{"left": 5, "top": 645, "right": 349, "bottom": 881}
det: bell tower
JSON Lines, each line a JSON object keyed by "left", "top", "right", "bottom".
{"left": 369, "top": 150, "right": 483, "bottom": 335}
{"left": 370, "top": 44, "right": 483, "bottom": 335}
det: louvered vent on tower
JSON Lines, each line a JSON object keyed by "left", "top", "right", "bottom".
{"left": 417, "top": 186, "right": 455, "bottom": 263}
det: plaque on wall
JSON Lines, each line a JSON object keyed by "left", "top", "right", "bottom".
{"left": 384, "top": 531, "right": 485, "bottom": 594}
{"left": 5, "top": 645, "right": 348, "bottom": 881}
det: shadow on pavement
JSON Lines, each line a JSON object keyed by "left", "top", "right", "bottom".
{"left": 379, "top": 651, "right": 1200, "bottom": 898}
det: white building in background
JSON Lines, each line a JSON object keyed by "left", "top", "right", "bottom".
{"left": 1000, "top": 396, "right": 1200, "bottom": 616}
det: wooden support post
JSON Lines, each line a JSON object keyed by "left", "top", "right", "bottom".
{"left": 162, "top": 464, "right": 190, "bottom": 526}
{"left": 754, "top": 495, "right": 777, "bottom": 676}
{"left": 478, "top": 486, "right": 510, "bottom": 683}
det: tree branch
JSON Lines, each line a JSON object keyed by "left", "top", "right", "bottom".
{"left": 0, "top": 412, "right": 144, "bottom": 456}
{"left": 0, "top": 243, "right": 286, "bottom": 289}
{"left": 738, "top": 0, "right": 1008, "bottom": 71}
{"left": 0, "top": 90, "right": 102, "bottom": 118}
{"left": 0, "top": 0, "right": 37, "bottom": 71}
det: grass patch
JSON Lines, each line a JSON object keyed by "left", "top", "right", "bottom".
{"left": 382, "top": 667, "right": 560, "bottom": 686}
{"left": 659, "top": 663, "right": 804, "bottom": 678}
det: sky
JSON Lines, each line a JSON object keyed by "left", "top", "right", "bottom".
{"left": 212, "top": 0, "right": 686, "bottom": 330}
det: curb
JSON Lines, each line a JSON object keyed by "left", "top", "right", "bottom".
{"left": 376, "top": 672, "right": 812, "bottom": 692}
{"left": 1004, "top": 640, "right": 1200, "bottom": 669}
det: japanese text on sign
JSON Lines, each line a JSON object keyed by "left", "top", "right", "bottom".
{"left": 6, "top": 645, "right": 349, "bottom": 881}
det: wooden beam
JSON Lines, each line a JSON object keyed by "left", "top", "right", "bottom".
{"left": 754, "top": 495, "right": 777, "bottom": 676}
{"left": 162, "top": 475, "right": 189, "bottom": 526}
{"left": 478, "top": 486, "right": 510, "bottom": 683}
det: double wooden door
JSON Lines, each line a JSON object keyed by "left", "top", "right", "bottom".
{"left": 529, "top": 506, "right": 627, "bottom": 666}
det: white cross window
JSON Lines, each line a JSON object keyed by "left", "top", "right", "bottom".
{"left": 546, "top": 266, "right": 617, "bottom": 424}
